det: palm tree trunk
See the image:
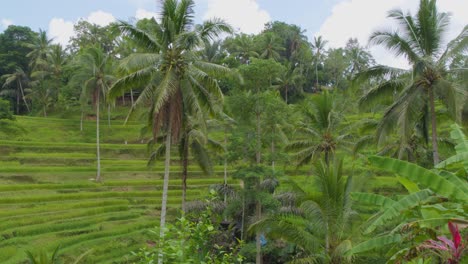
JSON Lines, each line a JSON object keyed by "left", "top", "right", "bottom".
{"left": 106, "top": 105, "right": 109, "bottom": 127}
{"left": 315, "top": 59, "right": 319, "bottom": 90}
{"left": 130, "top": 88, "right": 134, "bottom": 106}
{"left": 19, "top": 80, "right": 30, "bottom": 113}
{"left": 95, "top": 91, "right": 101, "bottom": 182}
{"left": 271, "top": 139, "right": 275, "bottom": 171}
{"left": 285, "top": 86, "right": 288, "bottom": 104}
{"left": 181, "top": 137, "right": 189, "bottom": 213}
{"left": 429, "top": 87, "right": 440, "bottom": 165}
{"left": 80, "top": 111, "right": 84, "bottom": 132}
{"left": 255, "top": 201, "right": 263, "bottom": 264}
{"left": 256, "top": 112, "right": 261, "bottom": 164}
{"left": 224, "top": 128, "right": 228, "bottom": 205}
{"left": 159, "top": 122, "right": 172, "bottom": 264}
{"left": 16, "top": 89, "right": 20, "bottom": 115}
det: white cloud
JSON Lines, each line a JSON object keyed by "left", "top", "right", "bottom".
{"left": 1, "top": 18, "right": 13, "bottom": 29}
{"left": 203, "top": 0, "right": 270, "bottom": 34}
{"left": 135, "top": 8, "right": 158, "bottom": 20}
{"left": 316, "top": 0, "right": 468, "bottom": 69}
{"left": 48, "top": 18, "right": 75, "bottom": 46}
{"left": 86, "top": 10, "right": 116, "bottom": 27}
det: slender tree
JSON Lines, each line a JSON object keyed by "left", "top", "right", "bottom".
{"left": 312, "top": 36, "right": 328, "bottom": 90}
{"left": 72, "top": 46, "right": 115, "bottom": 182}
{"left": 110, "top": 2, "right": 232, "bottom": 261}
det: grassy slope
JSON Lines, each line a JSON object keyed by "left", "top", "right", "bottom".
{"left": 0, "top": 105, "right": 458, "bottom": 263}
{"left": 0, "top": 114, "right": 234, "bottom": 263}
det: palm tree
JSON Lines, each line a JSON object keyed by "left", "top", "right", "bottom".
{"left": 258, "top": 33, "right": 284, "bottom": 61}
{"left": 312, "top": 36, "right": 328, "bottom": 90}
{"left": 287, "top": 91, "right": 353, "bottom": 166}
{"left": 354, "top": 0, "right": 468, "bottom": 165}
{"left": 1, "top": 67, "right": 31, "bottom": 114}
{"left": 224, "top": 33, "right": 259, "bottom": 64}
{"left": 110, "top": 0, "right": 232, "bottom": 253}
{"left": 72, "top": 46, "right": 115, "bottom": 182}
{"left": 148, "top": 114, "right": 223, "bottom": 213}
{"left": 253, "top": 159, "right": 354, "bottom": 264}
{"left": 26, "top": 29, "right": 53, "bottom": 71}
{"left": 271, "top": 63, "right": 304, "bottom": 104}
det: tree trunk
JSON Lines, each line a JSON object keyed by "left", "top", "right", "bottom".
{"left": 107, "top": 104, "right": 111, "bottom": 128}
{"left": 16, "top": 88, "right": 20, "bottom": 115}
{"left": 181, "top": 136, "right": 189, "bottom": 213}
{"left": 429, "top": 86, "right": 440, "bottom": 165}
{"left": 158, "top": 122, "right": 172, "bottom": 264}
{"left": 241, "top": 193, "right": 245, "bottom": 241}
{"left": 271, "top": 139, "right": 275, "bottom": 171}
{"left": 95, "top": 91, "right": 101, "bottom": 182}
{"left": 285, "top": 86, "right": 288, "bottom": 104}
{"left": 256, "top": 112, "right": 261, "bottom": 164}
{"left": 224, "top": 128, "right": 228, "bottom": 205}
{"left": 43, "top": 106, "right": 47, "bottom": 117}
{"left": 80, "top": 111, "right": 84, "bottom": 132}
{"left": 315, "top": 58, "right": 319, "bottom": 90}
{"left": 130, "top": 88, "right": 134, "bottom": 106}
{"left": 19, "top": 80, "right": 30, "bottom": 113}
{"left": 255, "top": 201, "right": 263, "bottom": 264}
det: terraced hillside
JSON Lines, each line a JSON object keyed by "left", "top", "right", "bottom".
{"left": 0, "top": 116, "right": 235, "bottom": 263}
{"left": 0, "top": 115, "right": 407, "bottom": 263}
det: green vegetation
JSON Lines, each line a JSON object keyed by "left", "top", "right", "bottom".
{"left": 0, "top": 0, "right": 466, "bottom": 263}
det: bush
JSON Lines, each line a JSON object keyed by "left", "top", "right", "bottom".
{"left": 132, "top": 194, "right": 244, "bottom": 264}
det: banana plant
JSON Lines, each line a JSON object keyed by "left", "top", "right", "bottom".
{"left": 349, "top": 156, "right": 468, "bottom": 262}
{"left": 436, "top": 124, "right": 468, "bottom": 176}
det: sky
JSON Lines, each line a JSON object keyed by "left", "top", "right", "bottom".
{"left": 0, "top": 0, "right": 467, "bottom": 68}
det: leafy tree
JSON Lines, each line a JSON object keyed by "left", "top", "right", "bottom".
{"left": 263, "top": 21, "right": 309, "bottom": 63}
{"left": 110, "top": 0, "right": 232, "bottom": 256}
{"left": 68, "top": 20, "right": 117, "bottom": 54}
{"left": 0, "top": 25, "right": 36, "bottom": 82}
{"left": 323, "top": 48, "right": 349, "bottom": 89}
{"left": 354, "top": 0, "right": 468, "bottom": 165}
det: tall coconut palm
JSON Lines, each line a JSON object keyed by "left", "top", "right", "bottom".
{"left": 72, "top": 46, "right": 115, "bottom": 182}
{"left": 1, "top": 67, "right": 31, "bottom": 114}
{"left": 110, "top": 0, "right": 232, "bottom": 255}
{"left": 26, "top": 29, "right": 53, "bottom": 71}
{"left": 312, "top": 36, "right": 328, "bottom": 90}
{"left": 354, "top": 0, "right": 468, "bottom": 165}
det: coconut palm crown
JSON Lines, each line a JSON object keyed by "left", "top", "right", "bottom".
{"left": 354, "top": 0, "right": 468, "bottom": 166}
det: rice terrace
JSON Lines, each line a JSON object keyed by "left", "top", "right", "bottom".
{"left": 0, "top": 0, "right": 466, "bottom": 263}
